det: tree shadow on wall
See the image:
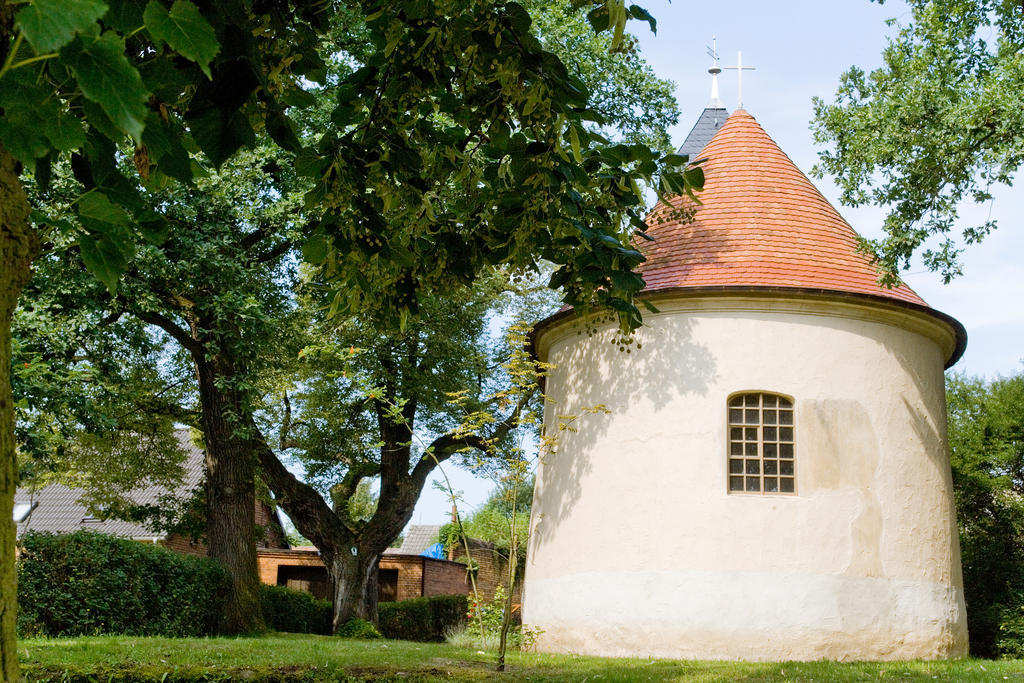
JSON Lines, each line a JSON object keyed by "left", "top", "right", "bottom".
{"left": 530, "top": 311, "right": 716, "bottom": 553}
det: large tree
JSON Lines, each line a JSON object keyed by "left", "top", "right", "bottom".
{"left": 811, "top": 0, "right": 1024, "bottom": 285}
{"left": 947, "top": 372, "right": 1024, "bottom": 657}
{"left": 16, "top": 145, "right": 308, "bottom": 634}
{"left": 256, "top": 275, "right": 544, "bottom": 629}
{"left": 14, "top": 0, "right": 693, "bottom": 640}
{"left": 0, "top": 0, "right": 331, "bottom": 665}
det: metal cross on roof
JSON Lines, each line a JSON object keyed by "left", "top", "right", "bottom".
{"left": 724, "top": 51, "right": 756, "bottom": 109}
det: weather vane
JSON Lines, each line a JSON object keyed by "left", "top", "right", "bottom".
{"left": 724, "top": 51, "right": 756, "bottom": 109}
{"left": 706, "top": 37, "right": 723, "bottom": 107}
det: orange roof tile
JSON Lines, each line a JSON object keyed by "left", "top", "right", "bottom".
{"left": 640, "top": 110, "right": 927, "bottom": 307}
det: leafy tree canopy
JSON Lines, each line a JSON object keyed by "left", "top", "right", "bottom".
{"left": 811, "top": 0, "right": 1024, "bottom": 284}
{"left": 947, "top": 372, "right": 1024, "bottom": 657}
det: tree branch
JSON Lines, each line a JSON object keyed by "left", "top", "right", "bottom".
{"left": 133, "top": 310, "right": 204, "bottom": 357}
{"left": 249, "top": 418, "right": 354, "bottom": 557}
{"left": 410, "top": 390, "right": 534, "bottom": 488}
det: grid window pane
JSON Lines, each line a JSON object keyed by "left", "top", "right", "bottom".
{"left": 727, "top": 393, "right": 795, "bottom": 496}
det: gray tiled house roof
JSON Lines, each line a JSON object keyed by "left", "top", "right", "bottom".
{"left": 383, "top": 524, "right": 442, "bottom": 556}
{"left": 14, "top": 432, "right": 205, "bottom": 540}
{"left": 677, "top": 106, "right": 729, "bottom": 160}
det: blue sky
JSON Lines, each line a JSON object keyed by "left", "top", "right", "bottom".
{"left": 407, "top": 0, "right": 1024, "bottom": 525}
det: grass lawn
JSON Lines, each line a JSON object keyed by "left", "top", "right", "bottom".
{"left": 17, "top": 633, "right": 1024, "bottom": 681}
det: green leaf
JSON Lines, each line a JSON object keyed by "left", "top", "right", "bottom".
{"left": 43, "top": 111, "right": 87, "bottom": 151}
{"left": 77, "top": 232, "right": 130, "bottom": 292}
{"left": 63, "top": 33, "right": 149, "bottom": 140}
{"left": 141, "top": 112, "right": 193, "bottom": 183}
{"left": 104, "top": 0, "right": 147, "bottom": 33}
{"left": 78, "top": 191, "right": 130, "bottom": 225}
{"left": 302, "top": 234, "right": 328, "bottom": 265}
{"left": 143, "top": 0, "right": 219, "bottom": 78}
{"left": 627, "top": 5, "right": 656, "bottom": 34}
{"left": 187, "top": 107, "right": 255, "bottom": 167}
{"left": 568, "top": 125, "right": 582, "bottom": 164}
{"left": 15, "top": 0, "right": 108, "bottom": 53}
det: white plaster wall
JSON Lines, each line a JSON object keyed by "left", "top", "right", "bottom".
{"left": 523, "top": 293, "right": 967, "bottom": 661}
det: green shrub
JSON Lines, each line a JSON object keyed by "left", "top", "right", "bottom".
{"left": 17, "top": 530, "right": 229, "bottom": 637}
{"left": 259, "top": 584, "right": 332, "bottom": 635}
{"left": 336, "top": 617, "right": 382, "bottom": 639}
{"left": 378, "top": 594, "right": 467, "bottom": 642}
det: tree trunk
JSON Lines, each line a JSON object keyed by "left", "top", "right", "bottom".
{"left": 0, "top": 144, "right": 35, "bottom": 683}
{"left": 195, "top": 355, "right": 263, "bottom": 634}
{"left": 328, "top": 548, "right": 379, "bottom": 630}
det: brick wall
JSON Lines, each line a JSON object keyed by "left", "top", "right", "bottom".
{"left": 421, "top": 557, "right": 469, "bottom": 597}
{"left": 257, "top": 548, "right": 324, "bottom": 585}
{"left": 379, "top": 555, "right": 423, "bottom": 602}
{"left": 452, "top": 539, "right": 522, "bottom": 604}
{"left": 159, "top": 501, "right": 286, "bottom": 557}
{"left": 255, "top": 502, "right": 288, "bottom": 549}
{"left": 256, "top": 551, "right": 471, "bottom": 603}
{"left": 161, "top": 533, "right": 207, "bottom": 556}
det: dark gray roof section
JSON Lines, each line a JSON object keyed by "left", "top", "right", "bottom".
{"left": 14, "top": 431, "right": 205, "bottom": 540}
{"left": 677, "top": 106, "right": 729, "bottom": 160}
{"left": 383, "top": 524, "right": 442, "bottom": 556}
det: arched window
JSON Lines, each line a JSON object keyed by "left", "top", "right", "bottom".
{"left": 728, "top": 393, "right": 795, "bottom": 494}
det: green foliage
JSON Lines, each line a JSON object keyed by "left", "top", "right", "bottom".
{"left": 947, "top": 373, "right": 1024, "bottom": 658}
{"left": 378, "top": 595, "right": 468, "bottom": 642}
{"left": 259, "top": 584, "right": 332, "bottom": 635}
{"left": 526, "top": 0, "right": 677, "bottom": 153}
{"left": 336, "top": 617, "right": 382, "bottom": 639}
{"left": 142, "top": 0, "right": 220, "bottom": 79}
{"left": 456, "top": 585, "right": 538, "bottom": 651}
{"left": 812, "top": 0, "right": 1024, "bottom": 284}
{"left": 16, "top": 531, "right": 229, "bottom": 637}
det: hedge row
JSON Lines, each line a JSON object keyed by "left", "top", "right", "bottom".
{"left": 378, "top": 594, "right": 467, "bottom": 642}
{"left": 260, "top": 584, "right": 332, "bottom": 635}
{"left": 18, "top": 531, "right": 229, "bottom": 637}
{"left": 18, "top": 531, "right": 467, "bottom": 642}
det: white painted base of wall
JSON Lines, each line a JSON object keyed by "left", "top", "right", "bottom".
{"left": 524, "top": 569, "right": 968, "bottom": 661}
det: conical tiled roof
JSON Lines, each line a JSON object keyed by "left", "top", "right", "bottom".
{"left": 641, "top": 110, "right": 927, "bottom": 306}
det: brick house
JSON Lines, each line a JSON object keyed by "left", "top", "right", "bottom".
{"left": 257, "top": 524, "right": 470, "bottom": 603}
